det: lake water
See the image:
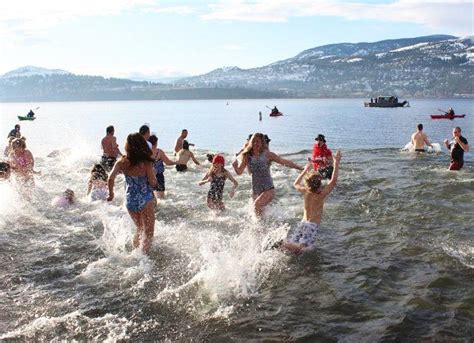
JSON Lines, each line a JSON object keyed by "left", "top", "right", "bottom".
{"left": 0, "top": 99, "right": 473, "bottom": 341}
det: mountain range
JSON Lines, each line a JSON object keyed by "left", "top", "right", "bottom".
{"left": 1, "top": 35, "right": 472, "bottom": 102}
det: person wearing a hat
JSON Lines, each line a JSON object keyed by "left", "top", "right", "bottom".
{"left": 311, "top": 134, "right": 334, "bottom": 179}
{"left": 199, "top": 155, "right": 238, "bottom": 210}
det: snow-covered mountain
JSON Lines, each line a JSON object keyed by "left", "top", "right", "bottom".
{"left": 178, "top": 35, "right": 474, "bottom": 97}
{"left": 1, "top": 66, "right": 71, "bottom": 79}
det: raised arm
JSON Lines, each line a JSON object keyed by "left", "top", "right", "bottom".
{"left": 174, "top": 137, "right": 181, "bottom": 154}
{"left": 293, "top": 162, "right": 311, "bottom": 193}
{"left": 321, "top": 150, "right": 342, "bottom": 196}
{"left": 232, "top": 155, "right": 248, "bottom": 175}
{"left": 268, "top": 151, "right": 303, "bottom": 171}
{"left": 198, "top": 171, "right": 211, "bottom": 186}
{"left": 107, "top": 160, "right": 122, "bottom": 201}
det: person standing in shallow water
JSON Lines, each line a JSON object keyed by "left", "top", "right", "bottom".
{"left": 411, "top": 124, "right": 433, "bottom": 153}
{"left": 107, "top": 133, "right": 157, "bottom": 254}
{"left": 444, "top": 127, "right": 469, "bottom": 171}
{"left": 232, "top": 133, "right": 303, "bottom": 216}
{"left": 101, "top": 125, "right": 122, "bottom": 171}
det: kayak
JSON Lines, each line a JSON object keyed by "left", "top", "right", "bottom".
{"left": 269, "top": 112, "right": 283, "bottom": 117}
{"left": 430, "top": 114, "right": 465, "bottom": 119}
{"left": 17, "top": 116, "right": 36, "bottom": 121}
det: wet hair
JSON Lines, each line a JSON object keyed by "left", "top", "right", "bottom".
{"left": 242, "top": 133, "right": 267, "bottom": 157}
{"left": 15, "top": 124, "right": 20, "bottom": 130}
{"left": 206, "top": 153, "right": 215, "bottom": 163}
{"left": 64, "top": 189, "right": 75, "bottom": 203}
{"left": 182, "top": 129, "right": 188, "bottom": 133}
{"left": 148, "top": 135, "right": 158, "bottom": 146}
{"left": 182, "top": 140, "right": 190, "bottom": 150}
{"left": 11, "top": 137, "right": 26, "bottom": 149}
{"left": 417, "top": 124, "right": 423, "bottom": 131}
{"left": 91, "top": 164, "right": 108, "bottom": 182}
{"left": 455, "top": 127, "right": 461, "bottom": 132}
{"left": 124, "top": 133, "right": 153, "bottom": 166}
{"left": 0, "top": 162, "right": 10, "bottom": 178}
{"left": 305, "top": 172, "right": 322, "bottom": 193}
{"left": 106, "top": 125, "right": 114, "bottom": 134}
{"left": 139, "top": 125, "right": 150, "bottom": 136}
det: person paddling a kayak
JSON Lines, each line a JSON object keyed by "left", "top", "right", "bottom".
{"left": 446, "top": 107, "right": 455, "bottom": 116}
{"left": 26, "top": 110, "right": 35, "bottom": 118}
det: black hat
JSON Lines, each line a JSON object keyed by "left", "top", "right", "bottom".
{"left": 315, "top": 134, "right": 326, "bottom": 143}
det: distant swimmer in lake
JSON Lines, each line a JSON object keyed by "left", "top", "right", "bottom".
{"left": 101, "top": 125, "right": 122, "bottom": 171}
{"left": 176, "top": 140, "right": 200, "bottom": 172}
{"left": 232, "top": 133, "right": 303, "bottom": 216}
{"left": 107, "top": 133, "right": 157, "bottom": 254}
{"left": 278, "top": 151, "right": 341, "bottom": 254}
{"left": 411, "top": 124, "right": 433, "bottom": 152}
{"left": 199, "top": 155, "right": 238, "bottom": 211}
{"left": 444, "top": 127, "right": 469, "bottom": 171}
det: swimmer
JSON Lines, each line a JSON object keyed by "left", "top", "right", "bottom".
{"left": 411, "top": 124, "right": 433, "bottom": 152}
{"left": 87, "top": 164, "right": 109, "bottom": 201}
{"left": 0, "top": 161, "right": 11, "bottom": 180}
{"left": 279, "top": 150, "right": 342, "bottom": 254}
{"left": 149, "top": 135, "right": 176, "bottom": 199}
{"left": 199, "top": 155, "right": 238, "bottom": 210}
{"left": 52, "top": 189, "right": 75, "bottom": 208}
{"left": 175, "top": 140, "right": 200, "bottom": 172}
{"left": 101, "top": 125, "right": 122, "bottom": 172}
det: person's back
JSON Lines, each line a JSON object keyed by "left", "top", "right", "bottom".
{"left": 302, "top": 190, "right": 327, "bottom": 224}
{"left": 176, "top": 149, "right": 192, "bottom": 165}
{"left": 411, "top": 124, "right": 432, "bottom": 152}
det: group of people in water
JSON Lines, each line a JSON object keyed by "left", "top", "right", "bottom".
{"left": 410, "top": 123, "right": 469, "bottom": 170}
{"left": 1, "top": 119, "right": 470, "bottom": 255}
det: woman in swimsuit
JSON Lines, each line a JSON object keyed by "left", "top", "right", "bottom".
{"left": 149, "top": 135, "right": 176, "bottom": 199}
{"left": 232, "top": 133, "right": 303, "bottom": 216}
{"left": 175, "top": 140, "right": 200, "bottom": 172}
{"left": 8, "top": 137, "right": 35, "bottom": 188}
{"left": 199, "top": 155, "right": 238, "bottom": 210}
{"left": 107, "top": 133, "right": 157, "bottom": 254}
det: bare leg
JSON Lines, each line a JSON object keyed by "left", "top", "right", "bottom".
{"left": 128, "top": 210, "right": 144, "bottom": 249}
{"left": 253, "top": 189, "right": 274, "bottom": 216}
{"left": 141, "top": 199, "right": 156, "bottom": 254}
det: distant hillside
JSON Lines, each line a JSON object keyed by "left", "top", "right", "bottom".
{"left": 178, "top": 35, "right": 474, "bottom": 98}
{"left": 0, "top": 73, "right": 286, "bottom": 102}
{"left": 1, "top": 35, "right": 473, "bottom": 101}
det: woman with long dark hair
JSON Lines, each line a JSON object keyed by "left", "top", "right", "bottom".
{"left": 107, "top": 133, "right": 157, "bottom": 254}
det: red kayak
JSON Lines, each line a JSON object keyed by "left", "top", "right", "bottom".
{"left": 430, "top": 114, "right": 465, "bottom": 119}
{"left": 269, "top": 112, "right": 283, "bottom": 117}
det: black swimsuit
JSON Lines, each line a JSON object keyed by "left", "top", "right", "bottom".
{"left": 208, "top": 174, "right": 226, "bottom": 202}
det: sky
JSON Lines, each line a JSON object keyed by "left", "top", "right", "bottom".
{"left": 0, "top": 0, "right": 472, "bottom": 79}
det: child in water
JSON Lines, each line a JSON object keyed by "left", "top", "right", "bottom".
{"left": 199, "top": 155, "right": 238, "bottom": 210}
{"left": 279, "top": 150, "right": 342, "bottom": 254}
{"left": 87, "top": 164, "right": 109, "bottom": 201}
{"left": 0, "top": 161, "right": 11, "bottom": 180}
{"left": 51, "top": 189, "right": 75, "bottom": 208}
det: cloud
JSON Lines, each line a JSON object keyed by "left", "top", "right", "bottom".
{"left": 0, "top": 0, "right": 194, "bottom": 44}
{"left": 202, "top": 0, "right": 473, "bottom": 35}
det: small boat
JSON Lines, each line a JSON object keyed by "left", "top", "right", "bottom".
{"left": 430, "top": 114, "right": 465, "bottom": 119}
{"left": 17, "top": 116, "right": 36, "bottom": 121}
{"left": 269, "top": 112, "right": 283, "bottom": 117}
{"left": 364, "top": 96, "right": 409, "bottom": 108}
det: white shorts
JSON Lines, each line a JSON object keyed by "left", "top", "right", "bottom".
{"left": 287, "top": 221, "right": 319, "bottom": 247}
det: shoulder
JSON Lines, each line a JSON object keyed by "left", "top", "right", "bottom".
{"left": 461, "top": 136, "right": 468, "bottom": 144}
